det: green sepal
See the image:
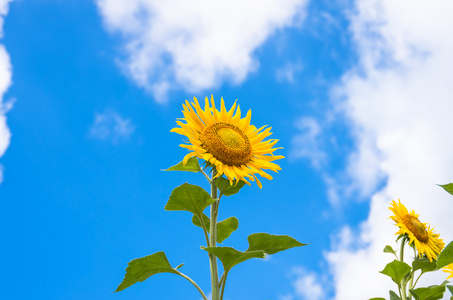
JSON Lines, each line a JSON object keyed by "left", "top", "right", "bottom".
{"left": 165, "top": 183, "right": 215, "bottom": 218}
{"left": 396, "top": 234, "right": 407, "bottom": 242}
{"left": 214, "top": 177, "right": 246, "bottom": 196}
{"left": 437, "top": 241, "right": 453, "bottom": 269}
{"left": 409, "top": 281, "right": 448, "bottom": 300}
{"left": 412, "top": 257, "right": 437, "bottom": 273}
{"left": 165, "top": 157, "right": 200, "bottom": 173}
{"left": 380, "top": 260, "right": 411, "bottom": 286}
{"left": 246, "top": 233, "right": 307, "bottom": 254}
{"left": 390, "top": 290, "right": 401, "bottom": 300}
{"left": 202, "top": 246, "right": 265, "bottom": 273}
{"left": 115, "top": 251, "right": 180, "bottom": 292}
{"left": 384, "top": 245, "right": 397, "bottom": 255}
{"left": 192, "top": 214, "right": 239, "bottom": 243}
{"left": 438, "top": 183, "right": 453, "bottom": 196}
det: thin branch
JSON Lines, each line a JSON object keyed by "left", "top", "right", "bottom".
{"left": 176, "top": 271, "right": 209, "bottom": 300}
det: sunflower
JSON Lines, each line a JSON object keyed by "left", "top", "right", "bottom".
{"left": 171, "top": 95, "right": 284, "bottom": 188}
{"left": 389, "top": 199, "right": 445, "bottom": 262}
{"left": 443, "top": 263, "right": 453, "bottom": 279}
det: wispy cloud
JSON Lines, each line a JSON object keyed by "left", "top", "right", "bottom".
{"left": 290, "top": 117, "right": 326, "bottom": 168}
{"left": 276, "top": 60, "right": 303, "bottom": 83}
{"left": 96, "top": 0, "right": 309, "bottom": 103}
{"left": 89, "top": 110, "right": 135, "bottom": 144}
{"left": 0, "top": 0, "right": 13, "bottom": 184}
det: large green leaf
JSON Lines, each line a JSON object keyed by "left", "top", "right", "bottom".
{"left": 192, "top": 214, "right": 239, "bottom": 243}
{"left": 115, "top": 252, "right": 179, "bottom": 292}
{"left": 202, "top": 246, "right": 265, "bottom": 273}
{"left": 390, "top": 290, "right": 401, "bottom": 300}
{"left": 214, "top": 177, "right": 246, "bottom": 196}
{"left": 410, "top": 283, "right": 447, "bottom": 300}
{"left": 165, "top": 183, "right": 215, "bottom": 219}
{"left": 165, "top": 157, "right": 200, "bottom": 173}
{"left": 412, "top": 257, "right": 437, "bottom": 273}
{"left": 246, "top": 233, "right": 307, "bottom": 255}
{"left": 380, "top": 260, "right": 411, "bottom": 285}
{"left": 438, "top": 183, "right": 453, "bottom": 196}
{"left": 437, "top": 241, "right": 453, "bottom": 269}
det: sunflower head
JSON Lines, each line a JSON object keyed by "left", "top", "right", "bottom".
{"left": 443, "top": 263, "right": 453, "bottom": 279}
{"left": 389, "top": 199, "right": 445, "bottom": 262}
{"left": 171, "top": 95, "right": 284, "bottom": 188}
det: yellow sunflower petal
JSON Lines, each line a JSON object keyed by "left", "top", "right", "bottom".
{"left": 226, "top": 100, "right": 237, "bottom": 120}
{"left": 231, "top": 104, "right": 242, "bottom": 124}
{"left": 443, "top": 264, "right": 453, "bottom": 279}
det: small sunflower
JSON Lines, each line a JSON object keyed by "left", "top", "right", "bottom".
{"left": 389, "top": 199, "right": 445, "bottom": 262}
{"left": 171, "top": 95, "right": 284, "bottom": 188}
{"left": 443, "top": 263, "right": 453, "bottom": 279}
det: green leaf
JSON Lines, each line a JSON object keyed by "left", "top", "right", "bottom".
{"left": 384, "top": 245, "right": 397, "bottom": 255}
{"left": 412, "top": 257, "right": 437, "bottom": 273}
{"left": 437, "top": 241, "right": 453, "bottom": 269}
{"left": 192, "top": 214, "right": 209, "bottom": 229}
{"left": 380, "top": 260, "right": 411, "bottom": 285}
{"left": 214, "top": 177, "right": 246, "bottom": 196}
{"left": 165, "top": 157, "right": 200, "bottom": 173}
{"left": 438, "top": 183, "right": 453, "bottom": 196}
{"left": 192, "top": 213, "right": 210, "bottom": 231}
{"left": 115, "top": 252, "right": 179, "bottom": 292}
{"left": 447, "top": 285, "right": 453, "bottom": 294}
{"left": 390, "top": 290, "right": 401, "bottom": 300}
{"left": 217, "top": 217, "right": 239, "bottom": 243}
{"left": 410, "top": 283, "right": 446, "bottom": 300}
{"left": 165, "top": 183, "right": 215, "bottom": 218}
{"left": 203, "top": 234, "right": 306, "bottom": 275}
{"left": 202, "top": 246, "right": 265, "bottom": 273}
{"left": 192, "top": 214, "right": 239, "bottom": 243}
{"left": 246, "top": 233, "right": 307, "bottom": 255}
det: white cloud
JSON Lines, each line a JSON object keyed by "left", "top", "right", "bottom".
{"left": 293, "top": 273, "right": 324, "bottom": 300}
{"left": 280, "top": 267, "right": 325, "bottom": 300}
{"left": 0, "top": 0, "right": 13, "bottom": 184}
{"left": 325, "top": 0, "right": 453, "bottom": 299}
{"left": 96, "top": 0, "right": 309, "bottom": 102}
{"left": 0, "top": 0, "right": 12, "bottom": 37}
{"left": 89, "top": 110, "right": 135, "bottom": 144}
{"left": 276, "top": 60, "right": 303, "bottom": 83}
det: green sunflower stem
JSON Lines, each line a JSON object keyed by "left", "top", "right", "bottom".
{"left": 407, "top": 247, "right": 417, "bottom": 300}
{"left": 209, "top": 171, "right": 220, "bottom": 300}
{"left": 399, "top": 236, "right": 408, "bottom": 300}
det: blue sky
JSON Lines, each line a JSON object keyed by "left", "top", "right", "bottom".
{"left": 1, "top": 1, "right": 453, "bottom": 299}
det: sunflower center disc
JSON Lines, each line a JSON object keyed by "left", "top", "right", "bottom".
{"left": 405, "top": 215, "right": 429, "bottom": 243}
{"left": 200, "top": 122, "right": 252, "bottom": 166}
